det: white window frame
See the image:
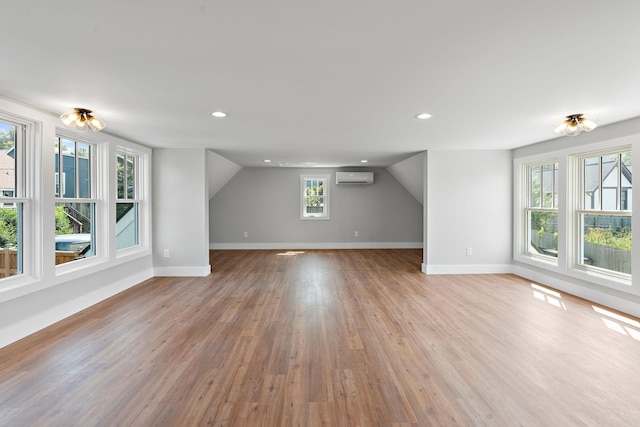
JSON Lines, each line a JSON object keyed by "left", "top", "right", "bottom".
{"left": 300, "top": 174, "right": 330, "bottom": 220}
{"left": 115, "top": 148, "right": 141, "bottom": 251}
{"left": 0, "top": 116, "right": 29, "bottom": 283}
{"left": 570, "top": 146, "right": 632, "bottom": 282}
{"left": 524, "top": 161, "right": 559, "bottom": 263}
{"left": 515, "top": 157, "right": 560, "bottom": 267}
{"left": 54, "top": 135, "right": 99, "bottom": 270}
{"left": 514, "top": 140, "right": 635, "bottom": 294}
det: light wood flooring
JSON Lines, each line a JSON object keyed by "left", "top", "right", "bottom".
{"left": 1, "top": 249, "right": 640, "bottom": 426}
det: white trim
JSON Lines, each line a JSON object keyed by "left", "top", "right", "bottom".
{"left": 424, "top": 264, "right": 513, "bottom": 275}
{"left": 153, "top": 265, "right": 211, "bottom": 277}
{"left": 300, "top": 174, "right": 330, "bottom": 220}
{"left": 210, "top": 242, "right": 423, "bottom": 250}
{"left": 0, "top": 268, "right": 153, "bottom": 349}
{"left": 512, "top": 264, "right": 640, "bottom": 318}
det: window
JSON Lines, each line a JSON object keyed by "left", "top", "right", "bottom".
{"left": 116, "top": 151, "right": 139, "bottom": 250}
{"left": 577, "top": 149, "right": 632, "bottom": 275}
{"left": 300, "top": 175, "right": 330, "bottom": 220}
{"left": 525, "top": 162, "right": 559, "bottom": 260}
{"left": 0, "top": 120, "right": 24, "bottom": 279}
{"left": 54, "top": 137, "right": 95, "bottom": 265}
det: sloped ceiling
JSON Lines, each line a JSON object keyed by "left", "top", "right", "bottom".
{"left": 207, "top": 151, "right": 242, "bottom": 200}
{"left": 387, "top": 152, "right": 424, "bottom": 205}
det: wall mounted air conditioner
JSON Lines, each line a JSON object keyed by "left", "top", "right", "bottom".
{"left": 336, "top": 171, "right": 374, "bottom": 184}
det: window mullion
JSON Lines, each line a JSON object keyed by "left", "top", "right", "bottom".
{"left": 617, "top": 154, "right": 622, "bottom": 211}
{"left": 598, "top": 156, "right": 603, "bottom": 211}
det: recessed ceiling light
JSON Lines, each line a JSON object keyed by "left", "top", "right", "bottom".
{"left": 263, "top": 159, "right": 272, "bottom": 163}
{"left": 360, "top": 160, "right": 368, "bottom": 163}
{"left": 415, "top": 113, "right": 432, "bottom": 119}
{"left": 211, "top": 111, "right": 227, "bottom": 118}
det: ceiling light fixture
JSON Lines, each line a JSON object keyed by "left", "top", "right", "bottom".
{"left": 415, "top": 113, "right": 432, "bottom": 119}
{"left": 554, "top": 114, "right": 597, "bottom": 136}
{"left": 360, "top": 160, "right": 368, "bottom": 163}
{"left": 60, "top": 108, "right": 106, "bottom": 132}
{"left": 211, "top": 111, "right": 227, "bottom": 118}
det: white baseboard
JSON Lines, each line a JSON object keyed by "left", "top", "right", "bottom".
{"left": 0, "top": 268, "right": 154, "bottom": 349}
{"left": 153, "top": 265, "right": 211, "bottom": 277}
{"left": 209, "top": 242, "right": 423, "bottom": 250}
{"left": 512, "top": 264, "right": 640, "bottom": 318}
{"left": 425, "top": 264, "right": 513, "bottom": 275}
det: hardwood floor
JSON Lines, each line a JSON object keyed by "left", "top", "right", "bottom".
{"left": 1, "top": 249, "right": 640, "bottom": 426}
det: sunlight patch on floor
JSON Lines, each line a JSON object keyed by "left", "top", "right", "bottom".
{"left": 531, "top": 283, "right": 567, "bottom": 310}
{"left": 593, "top": 306, "right": 640, "bottom": 342}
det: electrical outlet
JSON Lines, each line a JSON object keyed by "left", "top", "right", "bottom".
{"left": 243, "top": 231, "right": 248, "bottom": 238}
{"left": 354, "top": 231, "right": 359, "bottom": 237}
{"left": 163, "top": 249, "right": 170, "bottom": 258}
{"left": 466, "top": 247, "right": 473, "bottom": 256}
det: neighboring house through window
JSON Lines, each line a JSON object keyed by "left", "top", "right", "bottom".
{"left": 576, "top": 149, "right": 632, "bottom": 275}
{"left": 300, "top": 174, "right": 330, "bottom": 220}
{"left": 515, "top": 144, "right": 632, "bottom": 291}
{"left": 116, "top": 150, "right": 140, "bottom": 250}
{"left": 54, "top": 137, "right": 96, "bottom": 265}
{"left": 0, "top": 120, "right": 23, "bottom": 279}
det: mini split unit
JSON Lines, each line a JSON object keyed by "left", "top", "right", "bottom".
{"left": 335, "top": 171, "right": 374, "bottom": 184}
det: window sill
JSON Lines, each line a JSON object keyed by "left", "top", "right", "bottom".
{"left": 515, "top": 252, "right": 559, "bottom": 271}
{"left": 515, "top": 253, "right": 635, "bottom": 296}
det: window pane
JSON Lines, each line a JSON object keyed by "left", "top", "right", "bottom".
{"left": 530, "top": 166, "right": 541, "bottom": 208}
{"left": 0, "top": 123, "right": 16, "bottom": 197}
{"left": 56, "top": 139, "right": 91, "bottom": 199}
{"left": 542, "top": 164, "right": 554, "bottom": 208}
{"left": 583, "top": 156, "right": 600, "bottom": 210}
{"left": 61, "top": 139, "right": 76, "bottom": 198}
{"left": 77, "top": 142, "right": 91, "bottom": 198}
{"left": 305, "top": 180, "right": 325, "bottom": 213}
{"left": 116, "top": 202, "right": 138, "bottom": 249}
{"left": 117, "top": 153, "right": 125, "bottom": 199}
{"left": 0, "top": 204, "right": 22, "bottom": 278}
{"left": 581, "top": 214, "right": 631, "bottom": 274}
{"left": 301, "top": 175, "right": 329, "bottom": 219}
{"left": 55, "top": 202, "right": 94, "bottom": 265}
{"left": 601, "top": 154, "right": 618, "bottom": 210}
{"left": 621, "top": 151, "right": 632, "bottom": 210}
{"left": 553, "top": 164, "right": 559, "bottom": 208}
{"left": 126, "top": 155, "right": 135, "bottom": 199}
{"left": 528, "top": 210, "right": 558, "bottom": 257}
{"left": 55, "top": 138, "right": 61, "bottom": 197}
{"left": 0, "top": 122, "right": 22, "bottom": 279}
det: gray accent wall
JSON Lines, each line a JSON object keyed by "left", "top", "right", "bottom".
{"left": 210, "top": 167, "right": 422, "bottom": 247}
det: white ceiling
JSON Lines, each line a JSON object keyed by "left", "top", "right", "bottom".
{"left": 3, "top": 1, "right": 640, "bottom": 167}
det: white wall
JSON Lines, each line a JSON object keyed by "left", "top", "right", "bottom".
{"left": 425, "top": 150, "right": 513, "bottom": 274}
{"left": 210, "top": 167, "right": 423, "bottom": 249}
{"left": 0, "top": 97, "right": 154, "bottom": 349}
{"left": 512, "top": 117, "right": 640, "bottom": 317}
{"left": 153, "top": 148, "right": 210, "bottom": 276}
